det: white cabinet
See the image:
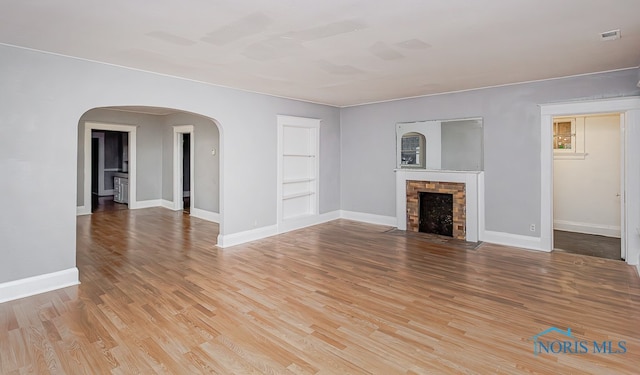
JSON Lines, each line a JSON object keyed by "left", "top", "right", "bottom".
{"left": 114, "top": 175, "right": 129, "bottom": 204}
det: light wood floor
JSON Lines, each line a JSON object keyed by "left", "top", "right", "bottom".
{"left": 1, "top": 208, "right": 639, "bottom": 374}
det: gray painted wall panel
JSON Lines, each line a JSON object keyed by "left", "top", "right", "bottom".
{"left": 341, "top": 69, "right": 640, "bottom": 237}
{"left": 0, "top": 44, "right": 340, "bottom": 284}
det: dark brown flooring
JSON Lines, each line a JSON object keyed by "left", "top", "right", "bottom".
{"left": 94, "top": 196, "right": 128, "bottom": 212}
{"left": 554, "top": 230, "right": 622, "bottom": 260}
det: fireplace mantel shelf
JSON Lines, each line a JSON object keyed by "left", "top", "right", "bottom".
{"left": 394, "top": 169, "right": 483, "bottom": 174}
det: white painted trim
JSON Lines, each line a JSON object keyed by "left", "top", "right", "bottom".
{"left": 161, "top": 199, "right": 175, "bottom": 210}
{"left": 0, "top": 268, "right": 79, "bottom": 303}
{"left": 84, "top": 122, "right": 137, "bottom": 211}
{"left": 340, "top": 210, "right": 397, "bottom": 227}
{"left": 553, "top": 220, "right": 621, "bottom": 238}
{"left": 77, "top": 206, "right": 90, "bottom": 216}
{"left": 279, "top": 211, "right": 341, "bottom": 233}
{"left": 216, "top": 211, "right": 341, "bottom": 248}
{"left": 190, "top": 208, "right": 220, "bottom": 223}
{"left": 217, "top": 225, "right": 278, "bottom": 248}
{"left": 540, "top": 97, "right": 640, "bottom": 267}
{"left": 173, "top": 125, "right": 195, "bottom": 211}
{"left": 482, "top": 231, "right": 545, "bottom": 252}
{"left": 133, "top": 199, "right": 162, "bottom": 209}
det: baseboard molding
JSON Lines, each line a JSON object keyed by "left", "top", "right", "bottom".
{"left": 132, "top": 199, "right": 162, "bottom": 209}
{"left": 161, "top": 199, "right": 175, "bottom": 210}
{"left": 183, "top": 191, "right": 190, "bottom": 198}
{"left": 553, "top": 220, "right": 621, "bottom": 238}
{"left": 481, "top": 230, "right": 545, "bottom": 252}
{"left": 340, "top": 210, "right": 397, "bottom": 227}
{"left": 191, "top": 208, "right": 220, "bottom": 223}
{"left": 0, "top": 268, "right": 79, "bottom": 303}
{"left": 217, "top": 211, "right": 342, "bottom": 248}
{"left": 217, "top": 225, "right": 278, "bottom": 248}
{"left": 278, "top": 211, "right": 341, "bottom": 234}
{"left": 636, "top": 263, "right": 640, "bottom": 278}
{"left": 76, "top": 206, "right": 90, "bottom": 216}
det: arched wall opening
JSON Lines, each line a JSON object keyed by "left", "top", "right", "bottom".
{"left": 76, "top": 105, "right": 222, "bottom": 238}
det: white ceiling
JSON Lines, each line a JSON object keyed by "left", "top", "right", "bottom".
{"left": 1, "top": 0, "right": 639, "bottom": 107}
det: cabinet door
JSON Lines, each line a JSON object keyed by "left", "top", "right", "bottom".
{"left": 122, "top": 180, "right": 129, "bottom": 204}
{"left": 114, "top": 177, "right": 122, "bottom": 202}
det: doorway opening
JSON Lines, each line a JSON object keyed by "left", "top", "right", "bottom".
{"left": 173, "top": 125, "right": 195, "bottom": 213}
{"left": 182, "top": 133, "right": 191, "bottom": 213}
{"left": 541, "top": 97, "right": 640, "bottom": 268}
{"left": 80, "top": 122, "right": 137, "bottom": 215}
{"left": 91, "top": 130, "right": 130, "bottom": 212}
{"left": 552, "top": 113, "right": 622, "bottom": 260}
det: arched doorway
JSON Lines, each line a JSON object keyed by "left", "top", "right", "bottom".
{"left": 77, "top": 106, "right": 222, "bottom": 229}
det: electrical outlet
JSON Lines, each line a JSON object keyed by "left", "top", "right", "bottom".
{"left": 530, "top": 224, "right": 536, "bottom": 232}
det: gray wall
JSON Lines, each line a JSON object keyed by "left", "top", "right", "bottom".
{"left": 341, "top": 69, "right": 640, "bottom": 237}
{"left": 77, "top": 108, "right": 165, "bottom": 205}
{"left": 0, "top": 44, "right": 340, "bottom": 284}
{"left": 163, "top": 112, "right": 220, "bottom": 213}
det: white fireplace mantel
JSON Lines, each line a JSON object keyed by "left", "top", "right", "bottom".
{"left": 395, "top": 169, "right": 484, "bottom": 242}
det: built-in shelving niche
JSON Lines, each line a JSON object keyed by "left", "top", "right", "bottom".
{"left": 277, "top": 115, "right": 320, "bottom": 226}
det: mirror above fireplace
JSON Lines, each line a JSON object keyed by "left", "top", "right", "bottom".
{"left": 396, "top": 117, "right": 483, "bottom": 171}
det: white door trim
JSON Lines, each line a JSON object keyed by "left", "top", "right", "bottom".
{"left": 540, "top": 97, "right": 640, "bottom": 266}
{"left": 84, "top": 122, "right": 137, "bottom": 211}
{"left": 173, "top": 125, "right": 194, "bottom": 211}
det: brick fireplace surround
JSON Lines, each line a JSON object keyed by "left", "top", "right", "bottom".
{"left": 406, "top": 181, "right": 466, "bottom": 240}
{"left": 395, "top": 169, "right": 483, "bottom": 242}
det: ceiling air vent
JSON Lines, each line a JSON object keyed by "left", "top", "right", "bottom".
{"left": 600, "top": 29, "right": 621, "bottom": 41}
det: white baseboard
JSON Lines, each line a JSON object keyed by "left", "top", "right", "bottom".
{"left": 76, "top": 206, "right": 90, "bottom": 216}
{"left": 636, "top": 263, "right": 640, "bottom": 278}
{"left": 553, "top": 220, "right": 621, "bottom": 238}
{"left": 217, "top": 225, "right": 278, "bottom": 248}
{"left": 183, "top": 191, "right": 190, "bottom": 198}
{"left": 191, "top": 208, "right": 220, "bottom": 223}
{"left": 340, "top": 210, "right": 397, "bottom": 227}
{"left": 217, "top": 211, "right": 342, "bottom": 248}
{"left": 481, "top": 230, "right": 545, "bottom": 252}
{"left": 0, "top": 268, "right": 80, "bottom": 303}
{"left": 161, "top": 199, "right": 175, "bottom": 210}
{"left": 132, "top": 199, "right": 162, "bottom": 209}
{"left": 278, "top": 211, "right": 341, "bottom": 234}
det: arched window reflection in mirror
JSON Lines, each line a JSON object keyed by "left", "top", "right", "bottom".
{"left": 400, "top": 132, "right": 426, "bottom": 168}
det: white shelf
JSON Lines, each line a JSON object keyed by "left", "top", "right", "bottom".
{"left": 282, "top": 191, "right": 315, "bottom": 200}
{"left": 283, "top": 178, "right": 316, "bottom": 184}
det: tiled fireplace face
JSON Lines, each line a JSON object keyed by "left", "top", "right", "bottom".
{"left": 406, "top": 180, "right": 466, "bottom": 240}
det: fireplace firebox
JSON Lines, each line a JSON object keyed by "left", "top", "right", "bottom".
{"left": 419, "top": 192, "right": 453, "bottom": 236}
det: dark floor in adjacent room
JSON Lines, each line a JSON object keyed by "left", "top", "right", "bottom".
{"left": 553, "top": 230, "right": 621, "bottom": 260}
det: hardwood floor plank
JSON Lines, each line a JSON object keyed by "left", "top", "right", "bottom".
{"left": 0, "top": 208, "right": 639, "bottom": 374}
